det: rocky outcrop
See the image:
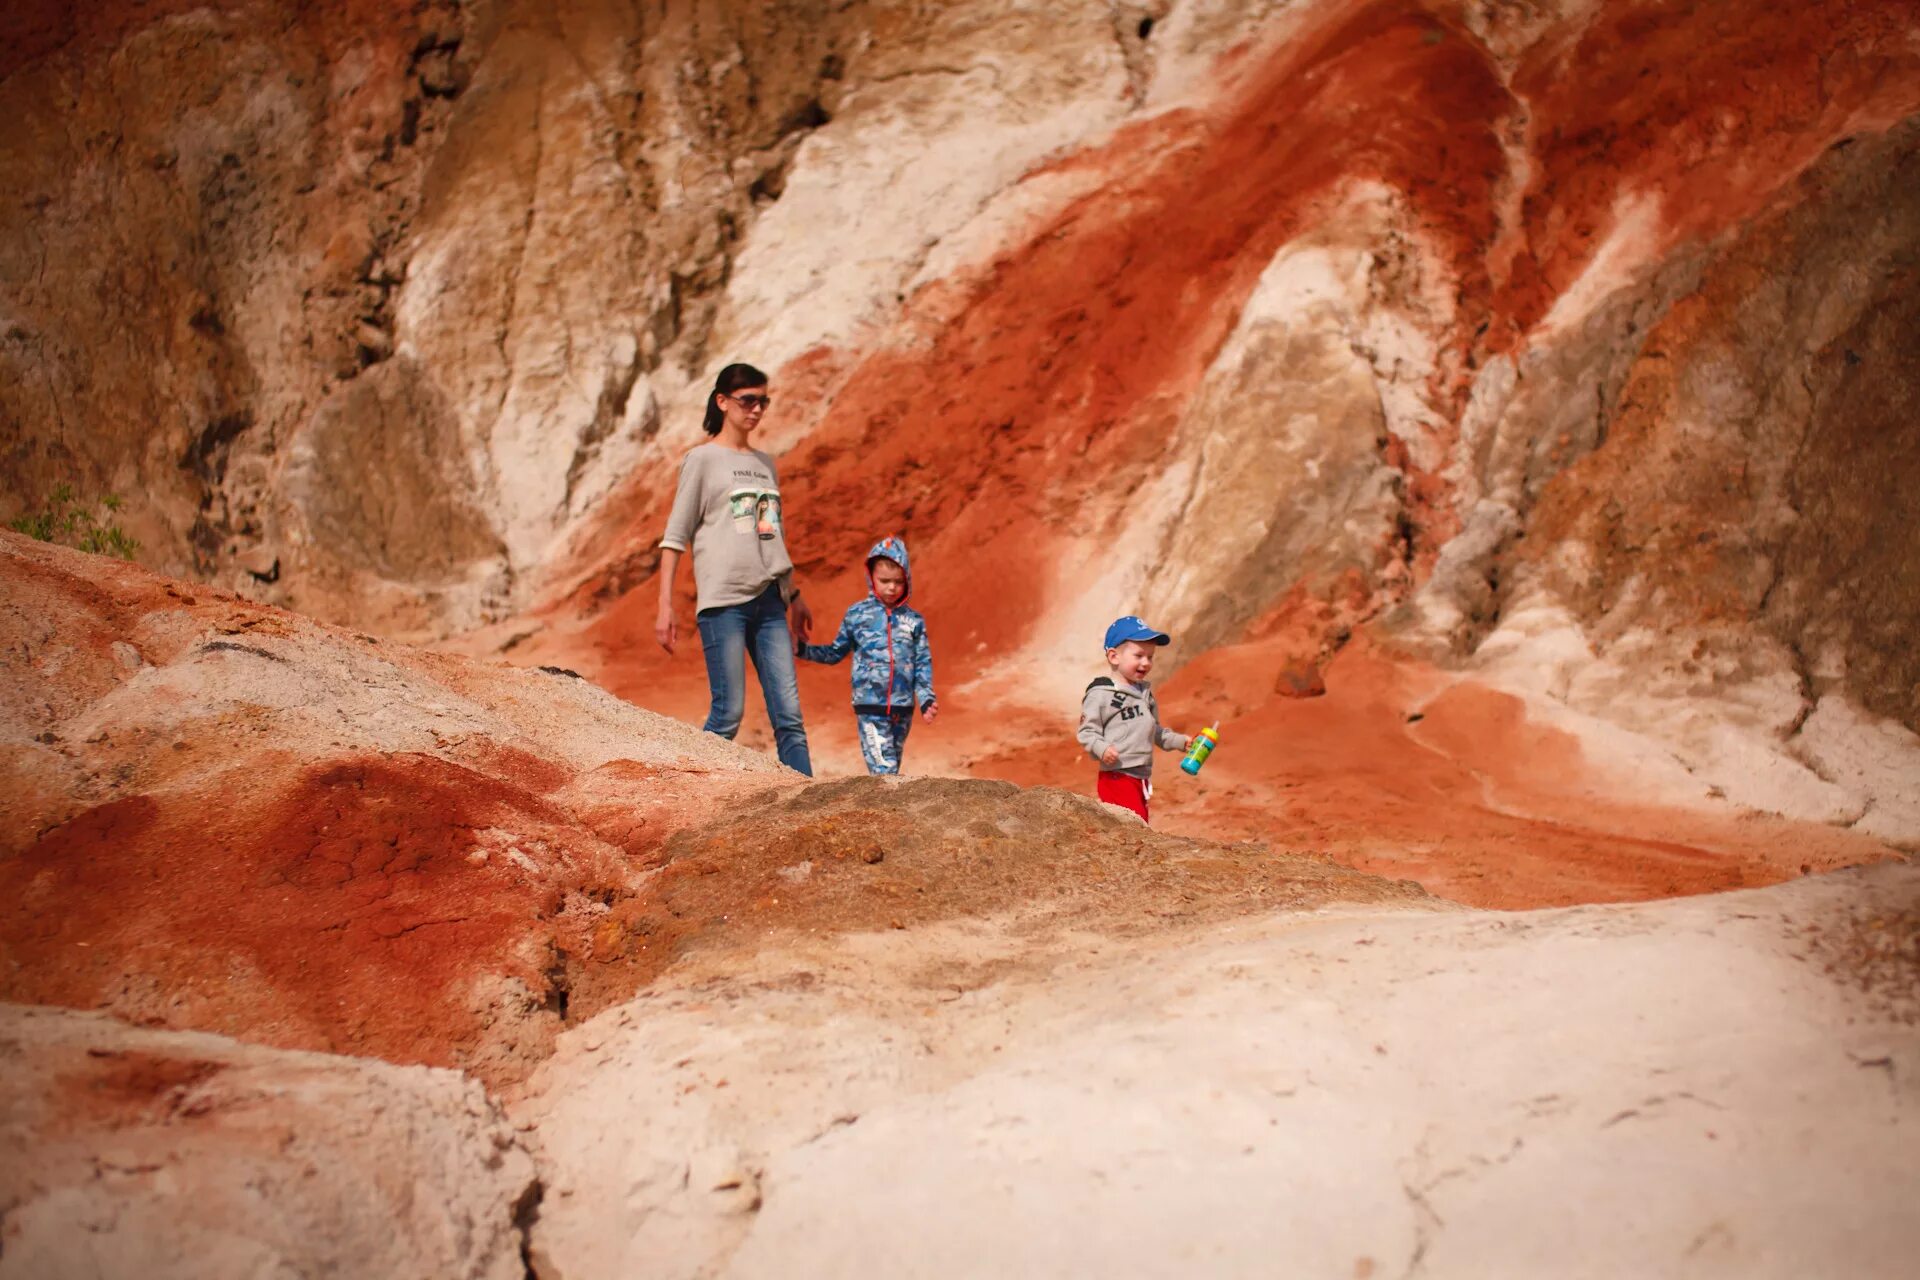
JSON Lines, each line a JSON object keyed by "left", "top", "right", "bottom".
{"left": 0, "top": 1002, "right": 534, "bottom": 1280}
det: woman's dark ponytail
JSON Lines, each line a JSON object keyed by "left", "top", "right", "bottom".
{"left": 703, "top": 362, "right": 770, "bottom": 435}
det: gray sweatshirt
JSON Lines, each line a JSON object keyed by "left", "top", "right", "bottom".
{"left": 660, "top": 443, "right": 794, "bottom": 612}
{"left": 1077, "top": 677, "right": 1189, "bottom": 779}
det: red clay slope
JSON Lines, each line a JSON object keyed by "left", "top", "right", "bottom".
{"left": 1493, "top": 0, "right": 1920, "bottom": 340}
{"left": 963, "top": 633, "right": 1898, "bottom": 910}
{"left": 0, "top": 533, "right": 784, "bottom": 1086}
{"left": 8, "top": 754, "right": 590, "bottom": 1066}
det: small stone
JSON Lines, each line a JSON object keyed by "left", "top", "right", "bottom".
{"left": 1274, "top": 664, "right": 1325, "bottom": 698}
{"left": 688, "top": 1145, "right": 761, "bottom": 1214}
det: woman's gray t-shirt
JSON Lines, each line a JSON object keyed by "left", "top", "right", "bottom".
{"left": 659, "top": 443, "right": 794, "bottom": 613}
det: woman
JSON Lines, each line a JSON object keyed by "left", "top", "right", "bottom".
{"left": 655, "top": 362, "right": 814, "bottom": 775}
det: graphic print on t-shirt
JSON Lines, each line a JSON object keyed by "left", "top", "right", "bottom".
{"left": 728, "top": 487, "right": 781, "bottom": 539}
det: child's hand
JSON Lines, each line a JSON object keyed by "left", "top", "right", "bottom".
{"left": 921, "top": 701, "right": 939, "bottom": 723}
{"left": 1101, "top": 745, "right": 1120, "bottom": 767}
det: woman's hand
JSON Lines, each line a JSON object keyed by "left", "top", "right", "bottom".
{"left": 655, "top": 600, "right": 678, "bottom": 654}
{"left": 789, "top": 594, "right": 814, "bottom": 645}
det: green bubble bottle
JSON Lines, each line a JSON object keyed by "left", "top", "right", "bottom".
{"left": 1180, "top": 723, "right": 1221, "bottom": 775}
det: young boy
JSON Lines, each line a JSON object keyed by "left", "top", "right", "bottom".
{"left": 799, "top": 536, "right": 938, "bottom": 774}
{"left": 1077, "top": 616, "right": 1190, "bottom": 824}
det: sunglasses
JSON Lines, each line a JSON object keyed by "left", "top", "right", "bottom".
{"left": 727, "top": 392, "right": 773, "bottom": 411}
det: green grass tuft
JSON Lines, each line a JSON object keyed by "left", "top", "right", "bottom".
{"left": 8, "top": 485, "right": 141, "bottom": 560}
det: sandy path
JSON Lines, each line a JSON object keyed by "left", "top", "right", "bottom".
{"left": 516, "top": 862, "right": 1918, "bottom": 1278}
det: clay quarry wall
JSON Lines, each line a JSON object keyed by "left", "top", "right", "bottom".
{"left": 5, "top": 4, "right": 1917, "bottom": 851}
{"left": 4, "top": 2, "right": 1919, "bottom": 895}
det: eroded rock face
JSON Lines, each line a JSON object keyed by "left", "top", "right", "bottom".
{"left": 1138, "top": 208, "right": 1414, "bottom": 659}
{"left": 1, "top": 2, "right": 466, "bottom": 608}
{"left": 1, "top": 0, "right": 858, "bottom": 635}
{"left": 0, "top": 1002, "right": 534, "bottom": 1280}
{"left": 543, "top": 0, "right": 1920, "bottom": 844}
{"left": 1447, "top": 122, "right": 1920, "bottom": 841}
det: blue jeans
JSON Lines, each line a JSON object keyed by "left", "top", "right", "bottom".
{"left": 696, "top": 583, "right": 812, "bottom": 776}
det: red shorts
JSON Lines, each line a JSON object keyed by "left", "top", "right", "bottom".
{"left": 1097, "top": 771, "right": 1150, "bottom": 824}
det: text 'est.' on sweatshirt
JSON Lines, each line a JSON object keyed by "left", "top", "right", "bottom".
{"left": 1076, "top": 677, "right": 1188, "bottom": 779}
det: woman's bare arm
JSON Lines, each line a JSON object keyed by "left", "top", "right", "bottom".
{"left": 655, "top": 546, "right": 683, "bottom": 653}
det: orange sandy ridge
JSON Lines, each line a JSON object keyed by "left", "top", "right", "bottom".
{"left": 0, "top": 535, "right": 1420, "bottom": 1090}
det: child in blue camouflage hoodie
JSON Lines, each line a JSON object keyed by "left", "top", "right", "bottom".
{"left": 799, "top": 536, "right": 938, "bottom": 774}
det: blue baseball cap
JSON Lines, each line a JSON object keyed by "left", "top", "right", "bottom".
{"left": 1104, "top": 615, "right": 1170, "bottom": 649}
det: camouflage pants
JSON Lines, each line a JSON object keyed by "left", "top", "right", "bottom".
{"left": 854, "top": 709, "right": 913, "bottom": 775}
